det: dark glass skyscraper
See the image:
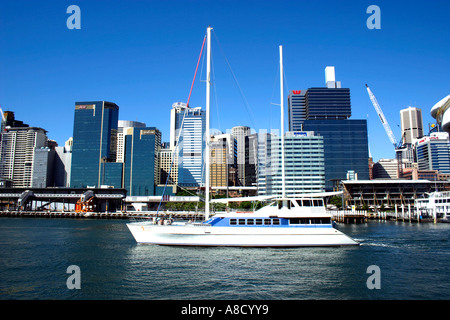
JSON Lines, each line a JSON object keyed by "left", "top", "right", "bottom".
{"left": 289, "top": 67, "right": 369, "bottom": 191}
{"left": 123, "top": 127, "right": 161, "bottom": 196}
{"left": 303, "top": 120, "right": 369, "bottom": 190}
{"left": 70, "top": 101, "right": 120, "bottom": 188}
{"left": 305, "top": 88, "right": 351, "bottom": 120}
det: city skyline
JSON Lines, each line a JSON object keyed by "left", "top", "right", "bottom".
{"left": 1, "top": 0, "right": 449, "bottom": 162}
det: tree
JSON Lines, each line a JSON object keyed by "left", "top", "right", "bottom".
{"left": 330, "top": 196, "right": 343, "bottom": 209}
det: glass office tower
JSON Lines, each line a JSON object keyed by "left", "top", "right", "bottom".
{"left": 176, "top": 107, "right": 206, "bottom": 187}
{"left": 303, "top": 119, "right": 369, "bottom": 190}
{"left": 70, "top": 101, "right": 120, "bottom": 188}
{"left": 257, "top": 131, "right": 325, "bottom": 196}
{"left": 288, "top": 67, "right": 369, "bottom": 191}
{"left": 416, "top": 132, "right": 450, "bottom": 174}
{"left": 123, "top": 127, "right": 161, "bottom": 196}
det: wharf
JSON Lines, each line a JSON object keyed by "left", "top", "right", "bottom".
{"left": 0, "top": 210, "right": 444, "bottom": 224}
{"left": 0, "top": 210, "right": 204, "bottom": 220}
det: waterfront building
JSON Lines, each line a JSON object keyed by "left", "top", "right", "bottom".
{"left": 400, "top": 107, "right": 423, "bottom": 145}
{"left": 0, "top": 124, "right": 49, "bottom": 188}
{"left": 342, "top": 179, "right": 450, "bottom": 209}
{"left": 257, "top": 131, "right": 325, "bottom": 196}
{"left": 53, "top": 139, "right": 72, "bottom": 187}
{"left": 70, "top": 101, "right": 121, "bottom": 188}
{"left": 231, "top": 126, "right": 250, "bottom": 186}
{"left": 32, "top": 146, "right": 55, "bottom": 188}
{"left": 123, "top": 127, "right": 161, "bottom": 196}
{"left": 415, "top": 132, "right": 450, "bottom": 174}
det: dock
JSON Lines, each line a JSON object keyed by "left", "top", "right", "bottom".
{"left": 0, "top": 209, "right": 443, "bottom": 224}
{"left": 0, "top": 210, "right": 205, "bottom": 220}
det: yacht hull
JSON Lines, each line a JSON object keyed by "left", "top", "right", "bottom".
{"left": 126, "top": 223, "right": 359, "bottom": 247}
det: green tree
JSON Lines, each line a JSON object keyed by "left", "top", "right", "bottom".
{"left": 330, "top": 196, "right": 343, "bottom": 209}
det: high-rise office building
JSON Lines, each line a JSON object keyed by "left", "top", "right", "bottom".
{"left": 303, "top": 119, "right": 369, "bottom": 190}
{"left": 54, "top": 138, "right": 72, "bottom": 187}
{"left": 231, "top": 126, "right": 250, "bottom": 186}
{"left": 0, "top": 125, "right": 49, "bottom": 187}
{"left": 158, "top": 146, "right": 178, "bottom": 185}
{"left": 289, "top": 67, "right": 369, "bottom": 190}
{"left": 288, "top": 90, "right": 306, "bottom": 131}
{"left": 400, "top": 106, "right": 423, "bottom": 144}
{"left": 170, "top": 104, "right": 205, "bottom": 187}
{"left": 416, "top": 132, "right": 450, "bottom": 174}
{"left": 288, "top": 66, "right": 351, "bottom": 131}
{"left": 170, "top": 102, "right": 187, "bottom": 149}
{"left": 245, "top": 133, "right": 258, "bottom": 187}
{"left": 257, "top": 131, "right": 325, "bottom": 196}
{"left": 209, "top": 133, "right": 237, "bottom": 187}
{"left": 117, "top": 120, "right": 146, "bottom": 163}
{"left": 123, "top": 127, "right": 161, "bottom": 196}
{"left": 70, "top": 101, "right": 121, "bottom": 188}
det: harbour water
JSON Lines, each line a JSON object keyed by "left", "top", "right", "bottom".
{"left": 0, "top": 217, "right": 449, "bottom": 300}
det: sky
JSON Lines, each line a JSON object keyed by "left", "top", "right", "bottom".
{"left": 0, "top": 0, "right": 449, "bottom": 162}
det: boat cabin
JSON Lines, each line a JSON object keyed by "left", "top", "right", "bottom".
{"left": 205, "top": 197, "right": 332, "bottom": 227}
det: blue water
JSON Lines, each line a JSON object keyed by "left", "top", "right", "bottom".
{"left": 0, "top": 217, "right": 449, "bottom": 300}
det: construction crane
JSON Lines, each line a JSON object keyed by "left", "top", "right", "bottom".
{"left": 365, "top": 84, "right": 405, "bottom": 178}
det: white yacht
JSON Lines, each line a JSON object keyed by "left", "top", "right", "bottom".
{"left": 127, "top": 195, "right": 359, "bottom": 246}
{"left": 127, "top": 26, "right": 359, "bottom": 247}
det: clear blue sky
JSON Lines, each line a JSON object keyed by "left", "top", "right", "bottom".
{"left": 1, "top": 0, "right": 448, "bottom": 162}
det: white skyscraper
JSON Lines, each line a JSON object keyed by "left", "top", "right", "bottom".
{"left": 257, "top": 131, "right": 325, "bottom": 196}
{"left": 0, "top": 126, "right": 48, "bottom": 187}
{"left": 400, "top": 106, "right": 423, "bottom": 144}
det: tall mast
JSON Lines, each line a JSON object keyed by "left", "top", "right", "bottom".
{"left": 205, "top": 26, "right": 212, "bottom": 220}
{"left": 279, "top": 45, "right": 286, "bottom": 198}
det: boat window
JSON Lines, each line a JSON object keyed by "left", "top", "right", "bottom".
{"left": 313, "top": 200, "right": 323, "bottom": 207}
{"left": 310, "top": 218, "right": 331, "bottom": 224}
{"left": 278, "top": 201, "right": 282, "bottom": 209}
{"left": 238, "top": 219, "right": 246, "bottom": 225}
{"left": 230, "top": 219, "right": 237, "bottom": 225}
{"left": 256, "top": 219, "right": 263, "bottom": 225}
{"left": 273, "top": 219, "right": 280, "bottom": 225}
{"left": 296, "top": 200, "right": 303, "bottom": 207}
{"left": 247, "top": 219, "right": 254, "bottom": 225}
{"left": 303, "top": 200, "right": 312, "bottom": 207}
{"left": 290, "top": 218, "right": 313, "bottom": 224}
{"left": 264, "top": 219, "right": 271, "bottom": 225}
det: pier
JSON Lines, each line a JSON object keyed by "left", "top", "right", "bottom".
{"left": 0, "top": 210, "right": 206, "bottom": 220}
{"left": 1, "top": 209, "right": 441, "bottom": 223}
